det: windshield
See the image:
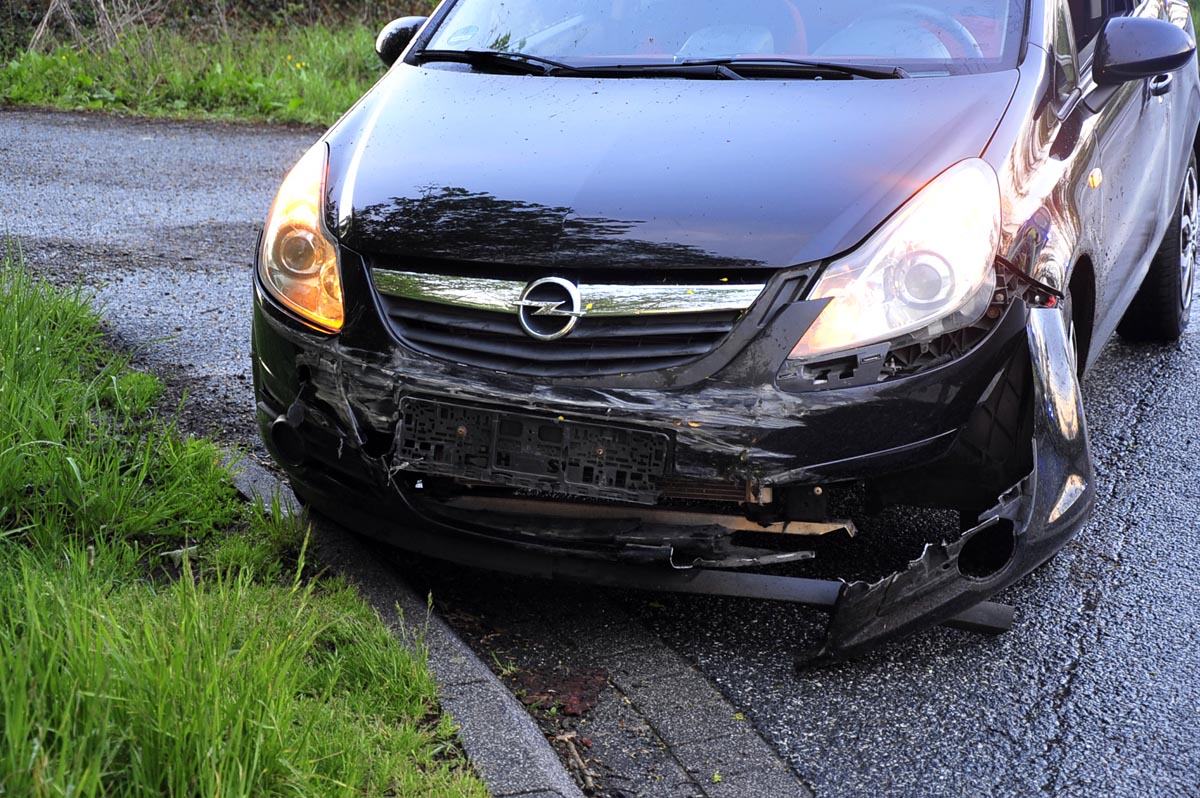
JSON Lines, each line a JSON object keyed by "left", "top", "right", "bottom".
{"left": 421, "top": 0, "right": 1027, "bottom": 76}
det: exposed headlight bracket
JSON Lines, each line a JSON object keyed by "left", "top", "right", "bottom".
{"left": 995, "top": 254, "right": 1065, "bottom": 309}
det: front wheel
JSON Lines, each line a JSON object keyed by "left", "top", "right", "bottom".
{"left": 1117, "top": 151, "right": 1197, "bottom": 342}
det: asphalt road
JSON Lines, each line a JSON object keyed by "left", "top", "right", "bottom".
{"left": 4, "top": 108, "right": 1198, "bottom": 798}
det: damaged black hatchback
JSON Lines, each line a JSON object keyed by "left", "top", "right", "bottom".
{"left": 252, "top": 0, "right": 1200, "bottom": 661}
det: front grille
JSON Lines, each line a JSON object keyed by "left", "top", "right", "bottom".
{"left": 378, "top": 295, "right": 742, "bottom": 376}
{"left": 369, "top": 264, "right": 774, "bottom": 377}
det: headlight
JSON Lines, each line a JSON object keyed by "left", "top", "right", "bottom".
{"left": 259, "top": 144, "right": 344, "bottom": 333}
{"left": 789, "top": 159, "right": 1001, "bottom": 361}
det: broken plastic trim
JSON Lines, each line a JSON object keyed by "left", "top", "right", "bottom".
{"left": 262, "top": 289, "right": 1092, "bottom": 661}
{"left": 801, "top": 305, "right": 1093, "bottom": 663}
{"left": 310, "top": 480, "right": 1019, "bottom": 637}
{"left": 995, "top": 254, "right": 1065, "bottom": 308}
{"left": 376, "top": 306, "right": 1093, "bottom": 660}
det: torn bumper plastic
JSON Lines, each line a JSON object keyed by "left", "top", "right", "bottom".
{"left": 810, "top": 305, "right": 1092, "bottom": 660}
{"left": 253, "top": 273, "right": 1093, "bottom": 658}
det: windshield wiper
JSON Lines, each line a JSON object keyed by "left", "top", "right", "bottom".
{"left": 413, "top": 48, "right": 575, "bottom": 75}
{"left": 678, "top": 57, "right": 910, "bottom": 80}
{"left": 415, "top": 49, "right": 746, "bottom": 80}
{"left": 413, "top": 49, "right": 904, "bottom": 81}
{"left": 552, "top": 62, "right": 746, "bottom": 80}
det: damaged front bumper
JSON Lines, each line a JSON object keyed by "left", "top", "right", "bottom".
{"left": 811, "top": 306, "right": 1093, "bottom": 661}
{"left": 253, "top": 266, "right": 1094, "bottom": 660}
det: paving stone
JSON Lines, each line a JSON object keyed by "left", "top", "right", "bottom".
{"left": 614, "top": 670, "right": 744, "bottom": 747}
{"left": 674, "top": 735, "right": 812, "bottom": 798}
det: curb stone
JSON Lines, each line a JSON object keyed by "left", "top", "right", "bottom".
{"left": 229, "top": 455, "right": 585, "bottom": 798}
{"left": 537, "top": 597, "right": 815, "bottom": 798}
{"left": 230, "top": 453, "right": 813, "bottom": 798}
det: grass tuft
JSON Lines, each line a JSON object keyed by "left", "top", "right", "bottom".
{"left": 0, "top": 245, "right": 486, "bottom": 798}
{"left": 1, "top": 23, "right": 383, "bottom": 125}
{"left": 0, "top": 256, "right": 239, "bottom": 548}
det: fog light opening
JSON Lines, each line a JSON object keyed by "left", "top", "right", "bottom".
{"left": 270, "top": 416, "right": 308, "bottom": 467}
{"left": 957, "top": 519, "right": 1016, "bottom": 580}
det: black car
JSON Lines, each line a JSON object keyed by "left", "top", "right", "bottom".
{"left": 252, "top": 0, "right": 1199, "bottom": 662}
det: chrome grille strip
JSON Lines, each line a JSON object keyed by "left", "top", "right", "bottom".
{"left": 372, "top": 271, "right": 524, "bottom": 314}
{"left": 371, "top": 269, "right": 765, "bottom": 317}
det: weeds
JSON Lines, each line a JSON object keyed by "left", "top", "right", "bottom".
{"left": 1, "top": 0, "right": 442, "bottom": 123}
{"left": 0, "top": 245, "right": 486, "bottom": 797}
{"left": 2, "top": 23, "right": 382, "bottom": 125}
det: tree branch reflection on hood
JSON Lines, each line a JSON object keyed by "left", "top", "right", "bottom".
{"left": 344, "top": 185, "right": 768, "bottom": 274}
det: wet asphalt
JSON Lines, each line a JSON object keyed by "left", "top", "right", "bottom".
{"left": 3, "top": 108, "right": 1198, "bottom": 797}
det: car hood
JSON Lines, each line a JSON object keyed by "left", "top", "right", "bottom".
{"left": 326, "top": 64, "right": 1019, "bottom": 271}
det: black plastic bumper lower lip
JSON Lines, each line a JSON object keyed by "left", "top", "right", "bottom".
{"left": 813, "top": 307, "right": 1093, "bottom": 660}
{"left": 253, "top": 273, "right": 1094, "bottom": 659}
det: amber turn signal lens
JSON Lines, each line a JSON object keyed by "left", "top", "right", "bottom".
{"left": 259, "top": 145, "right": 344, "bottom": 333}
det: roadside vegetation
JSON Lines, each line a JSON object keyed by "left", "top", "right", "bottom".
{"left": 3, "top": 1, "right": 1200, "bottom": 124}
{"left": 0, "top": 243, "right": 486, "bottom": 797}
{"left": 0, "top": 1, "right": 437, "bottom": 125}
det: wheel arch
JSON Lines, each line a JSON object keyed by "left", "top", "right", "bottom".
{"left": 1067, "top": 255, "right": 1096, "bottom": 374}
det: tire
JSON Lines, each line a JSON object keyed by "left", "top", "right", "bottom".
{"left": 1117, "top": 150, "right": 1197, "bottom": 342}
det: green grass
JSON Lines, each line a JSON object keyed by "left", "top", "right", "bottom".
{"left": 0, "top": 244, "right": 487, "bottom": 798}
{"left": 9, "top": 1, "right": 1200, "bottom": 127}
{"left": 2, "top": 1, "right": 1199, "bottom": 125}
{"left": 0, "top": 23, "right": 383, "bottom": 125}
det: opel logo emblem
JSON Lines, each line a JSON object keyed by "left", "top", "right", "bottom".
{"left": 515, "top": 277, "right": 584, "bottom": 341}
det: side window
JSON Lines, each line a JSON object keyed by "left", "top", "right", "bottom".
{"left": 1068, "top": 0, "right": 1139, "bottom": 51}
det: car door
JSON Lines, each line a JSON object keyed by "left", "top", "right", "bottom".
{"left": 1075, "top": 0, "right": 1175, "bottom": 325}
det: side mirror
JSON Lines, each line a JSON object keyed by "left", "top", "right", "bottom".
{"left": 1094, "top": 16, "right": 1195, "bottom": 86}
{"left": 376, "top": 16, "right": 428, "bottom": 67}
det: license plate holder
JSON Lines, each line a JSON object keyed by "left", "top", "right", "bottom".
{"left": 394, "top": 398, "right": 670, "bottom": 505}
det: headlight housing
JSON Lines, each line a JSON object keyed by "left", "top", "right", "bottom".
{"left": 789, "top": 159, "right": 1001, "bottom": 361}
{"left": 259, "top": 144, "right": 344, "bottom": 333}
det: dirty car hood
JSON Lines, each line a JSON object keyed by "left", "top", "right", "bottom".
{"left": 325, "top": 64, "right": 1019, "bottom": 270}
